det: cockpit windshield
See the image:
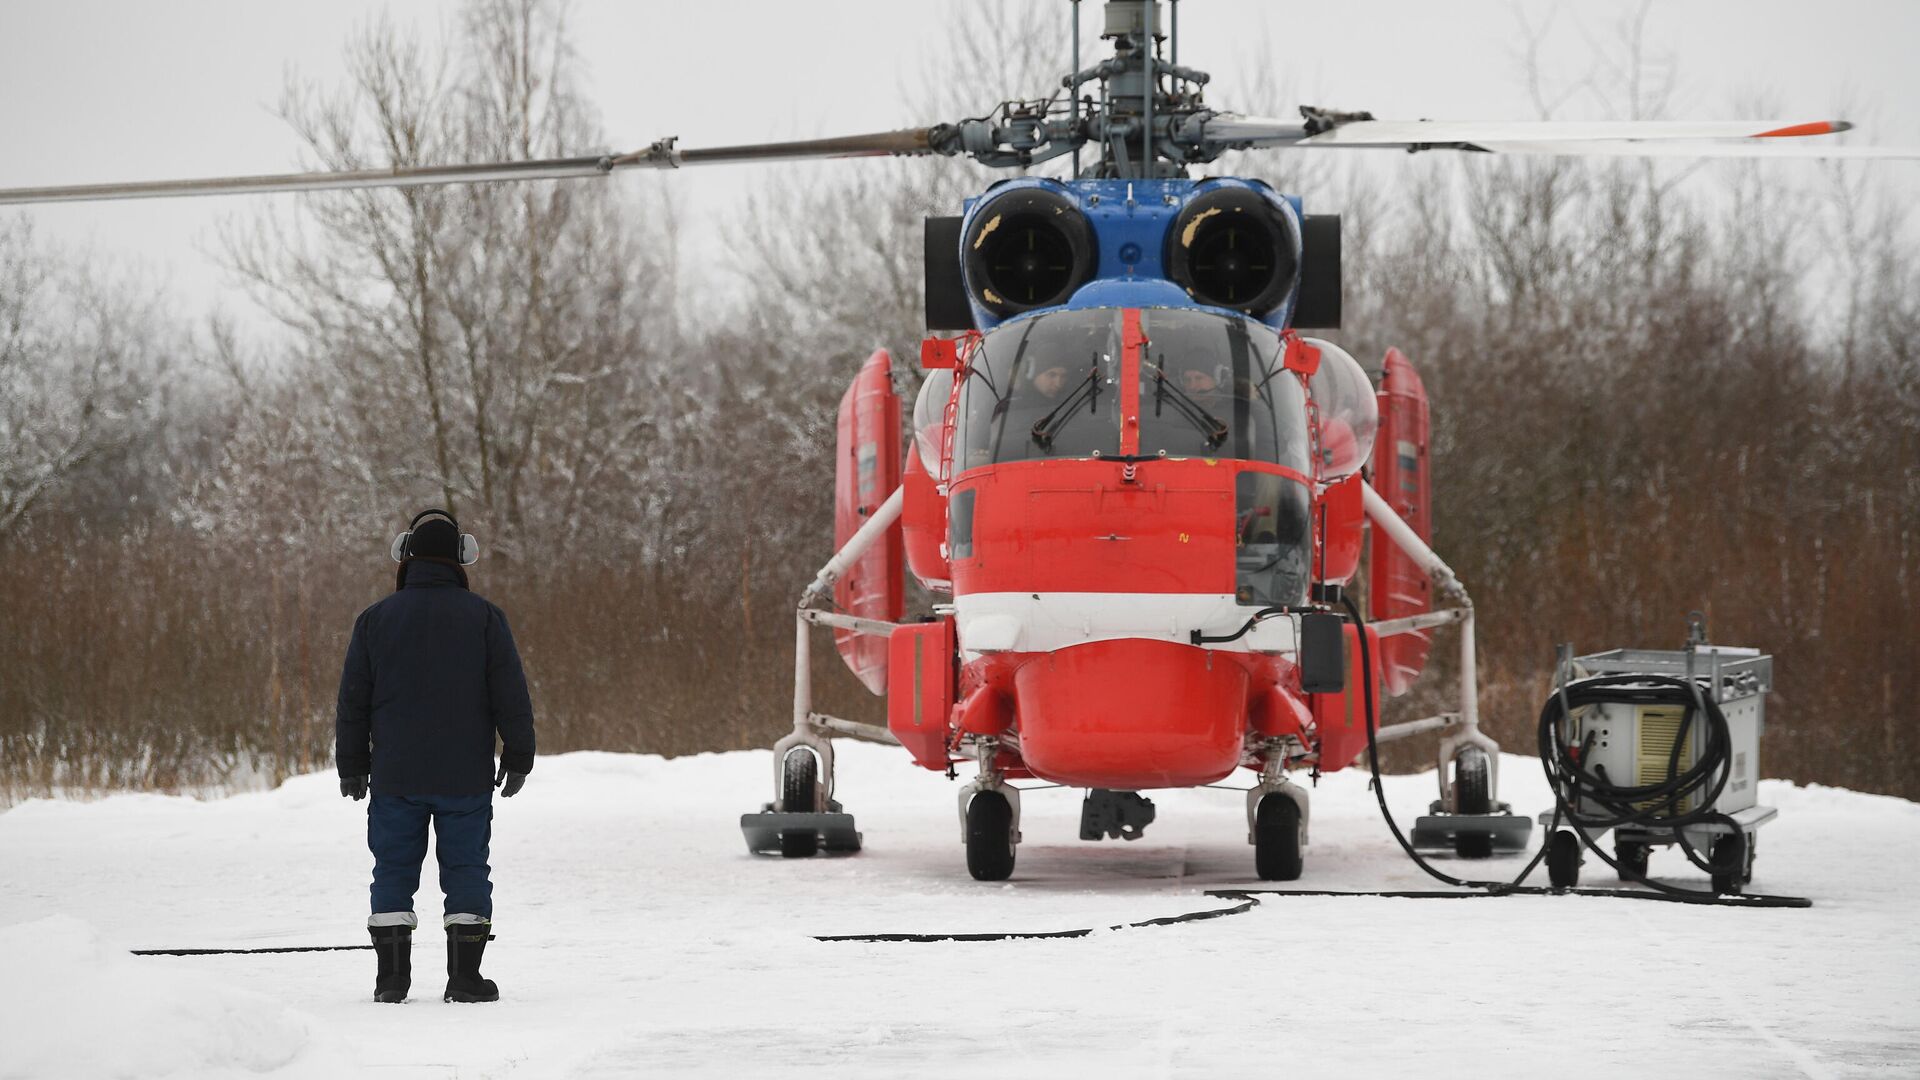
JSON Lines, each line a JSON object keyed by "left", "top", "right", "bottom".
{"left": 1138, "top": 309, "right": 1307, "bottom": 469}
{"left": 956, "top": 309, "right": 1122, "bottom": 470}
{"left": 956, "top": 307, "right": 1309, "bottom": 475}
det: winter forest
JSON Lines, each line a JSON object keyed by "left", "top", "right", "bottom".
{"left": 2, "top": 0, "right": 1915, "bottom": 802}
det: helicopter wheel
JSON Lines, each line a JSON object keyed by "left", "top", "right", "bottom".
{"left": 1451, "top": 747, "right": 1494, "bottom": 860}
{"left": 779, "top": 748, "right": 819, "bottom": 859}
{"left": 965, "top": 789, "right": 1016, "bottom": 881}
{"left": 1254, "top": 794, "right": 1304, "bottom": 881}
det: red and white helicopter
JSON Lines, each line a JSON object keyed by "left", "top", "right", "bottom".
{"left": 3, "top": 1, "right": 1910, "bottom": 882}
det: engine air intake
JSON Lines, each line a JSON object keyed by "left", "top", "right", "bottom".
{"left": 1166, "top": 185, "right": 1300, "bottom": 316}
{"left": 962, "top": 186, "right": 1096, "bottom": 317}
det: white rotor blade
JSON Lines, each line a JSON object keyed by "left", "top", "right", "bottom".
{"left": 1292, "top": 118, "right": 1858, "bottom": 147}
{"left": 1471, "top": 140, "right": 1920, "bottom": 160}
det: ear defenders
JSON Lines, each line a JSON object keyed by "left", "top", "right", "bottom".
{"left": 389, "top": 508, "right": 480, "bottom": 566}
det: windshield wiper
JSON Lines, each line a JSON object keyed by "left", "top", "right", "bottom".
{"left": 1148, "top": 363, "right": 1229, "bottom": 448}
{"left": 1031, "top": 363, "right": 1103, "bottom": 449}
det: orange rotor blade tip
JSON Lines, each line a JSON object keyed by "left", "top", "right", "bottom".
{"left": 1756, "top": 120, "right": 1853, "bottom": 138}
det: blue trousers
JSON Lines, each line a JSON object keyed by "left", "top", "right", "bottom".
{"left": 368, "top": 794, "right": 494, "bottom": 919}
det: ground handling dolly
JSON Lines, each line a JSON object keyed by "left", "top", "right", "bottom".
{"left": 1536, "top": 614, "right": 1776, "bottom": 894}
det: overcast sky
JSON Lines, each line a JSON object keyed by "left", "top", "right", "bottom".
{"left": 3, "top": 0, "right": 1917, "bottom": 337}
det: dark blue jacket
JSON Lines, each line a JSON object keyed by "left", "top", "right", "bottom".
{"left": 335, "top": 560, "right": 536, "bottom": 796}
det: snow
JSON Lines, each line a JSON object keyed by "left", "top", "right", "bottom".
{"left": 3, "top": 744, "right": 1918, "bottom": 1079}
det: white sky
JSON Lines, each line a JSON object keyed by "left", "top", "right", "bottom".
{"left": 2, "top": 0, "right": 1917, "bottom": 337}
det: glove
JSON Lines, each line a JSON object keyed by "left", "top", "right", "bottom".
{"left": 495, "top": 763, "right": 527, "bottom": 798}
{"left": 340, "top": 775, "right": 368, "bottom": 801}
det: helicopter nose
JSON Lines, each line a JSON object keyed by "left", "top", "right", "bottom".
{"left": 1013, "top": 639, "right": 1248, "bottom": 789}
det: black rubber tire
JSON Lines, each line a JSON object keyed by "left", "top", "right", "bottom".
{"left": 1546, "top": 829, "right": 1582, "bottom": 889}
{"left": 779, "top": 750, "right": 819, "bottom": 859}
{"left": 966, "top": 790, "right": 1017, "bottom": 881}
{"left": 1710, "top": 833, "right": 1749, "bottom": 895}
{"left": 1452, "top": 748, "right": 1494, "bottom": 860}
{"left": 1615, "top": 840, "right": 1651, "bottom": 881}
{"left": 1254, "top": 794, "right": 1304, "bottom": 881}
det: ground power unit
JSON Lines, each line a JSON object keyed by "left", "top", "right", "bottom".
{"left": 1538, "top": 618, "right": 1776, "bottom": 893}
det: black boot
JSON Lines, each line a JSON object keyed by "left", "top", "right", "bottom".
{"left": 369, "top": 924, "right": 412, "bottom": 1003}
{"left": 443, "top": 923, "right": 499, "bottom": 1003}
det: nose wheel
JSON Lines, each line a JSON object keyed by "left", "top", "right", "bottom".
{"left": 1253, "top": 794, "right": 1304, "bottom": 881}
{"left": 965, "top": 789, "right": 1017, "bottom": 881}
{"left": 958, "top": 739, "right": 1021, "bottom": 881}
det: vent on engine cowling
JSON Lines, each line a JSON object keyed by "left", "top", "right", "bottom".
{"left": 963, "top": 186, "right": 1096, "bottom": 317}
{"left": 1165, "top": 185, "right": 1300, "bottom": 316}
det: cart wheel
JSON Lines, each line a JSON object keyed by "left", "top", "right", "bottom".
{"left": 1254, "top": 794, "right": 1304, "bottom": 881}
{"left": 779, "top": 750, "right": 819, "bottom": 859}
{"left": 1546, "top": 830, "right": 1582, "bottom": 889}
{"left": 1615, "top": 840, "right": 1650, "bottom": 881}
{"left": 966, "top": 790, "right": 1016, "bottom": 881}
{"left": 1451, "top": 747, "right": 1493, "bottom": 860}
{"left": 1710, "top": 833, "right": 1750, "bottom": 895}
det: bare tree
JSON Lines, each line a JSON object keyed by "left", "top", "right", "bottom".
{"left": 209, "top": 0, "right": 681, "bottom": 562}
{"left": 0, "top": 222, "right": 178, "bottom": 542}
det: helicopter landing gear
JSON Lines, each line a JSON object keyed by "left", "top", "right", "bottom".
{"left": 739, "top": 726, "right": 863, "bottom": 857}
{"left": 1409, "top": 731, "right": 1533, "bottom": 857}
{"left": 958, "top": 739, "right": 1021, "bottom": 881}
{"left": 1246, "top": 752, "right": 1308, "bottom": 881}
{"left": 742, "top": 501, "right": 909, "bottom": 859}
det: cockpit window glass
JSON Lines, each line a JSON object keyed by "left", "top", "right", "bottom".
{"left": 1235, "top": 471, "right": 1312, "bottom": 606}
{"left": 912, "top": 368, "right": 955, "bottom": 473}
{"left": 957, "top": 309, "right": 1122, "bottom": 468}
{"left": 1138, "top": 310, "right": 1308, "bottom": 472}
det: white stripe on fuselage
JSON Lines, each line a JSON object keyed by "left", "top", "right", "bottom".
{"left": 952, "top": 592, "right": 1298, "bottom": 662}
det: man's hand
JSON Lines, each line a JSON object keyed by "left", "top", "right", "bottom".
{"left": 340, "top": 776, "right": 368, "bottom": 801}
{"left": 495, "top": 762, "right": 528, "bottom": 798}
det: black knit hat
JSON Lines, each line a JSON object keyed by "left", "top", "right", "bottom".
{"left": 408, "top": 518, "right": 460, "bottom": 561}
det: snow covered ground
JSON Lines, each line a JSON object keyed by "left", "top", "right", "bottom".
{"left": 3, "top": 743, "right": 1917, "bottom": 1079}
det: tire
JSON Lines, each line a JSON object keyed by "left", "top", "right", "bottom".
{"left": 779, "top": 750, "right": 819, "bottom": 859}
{"left": 1546, "top": 830, "right": 1582, "bottom": 889}
{"left": 1615, "top": 840, "right": 1651, "bottom": 881}
{"left": 1254, "top": 794, "right": 1304, "bottom": 881}
{"left": 1452, "top": 748, "right": 1494, "bottom": 860}
{"left": 1710, "top": 833, "right": 1749, "bottom": 895}
{"left": 966, "top": 790, "right": 1017, "bottom": 881}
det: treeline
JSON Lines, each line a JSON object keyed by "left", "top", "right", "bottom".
{"left": 1, "top": 0, "right": 1913, "bottom": 800}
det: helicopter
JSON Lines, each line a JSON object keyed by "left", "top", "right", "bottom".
{"left": 5, "top": 1, "right": 1914, "bottom": 883}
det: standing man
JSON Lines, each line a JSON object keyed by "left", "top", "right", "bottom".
{"left": 336, "top": 508, "right": 537, "bottom": 1004}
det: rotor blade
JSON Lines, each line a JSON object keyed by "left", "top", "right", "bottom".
{"left": 0, "top": 156, "right": 619, "bottom": 205}
{"left": 1293, "top": 118, "right": 1859, "bottom": 148}
{"left": 646, "top": 127, "right": 936, "bottom": 167}
{"left": 1468, "top": 140, "right": 1920, "bottom": 160}
{"left": 0, "top": 128, "right": 939, "bottom": 206}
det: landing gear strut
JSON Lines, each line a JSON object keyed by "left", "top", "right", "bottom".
{"left": 1246, "top": 750, "right": 1308, "bottom": 881}
{"left": 740, "top": 488, "right": 909, "bottom": 858}
{"left": 958, "top": 738, "right": 1021, "bottom": 881}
